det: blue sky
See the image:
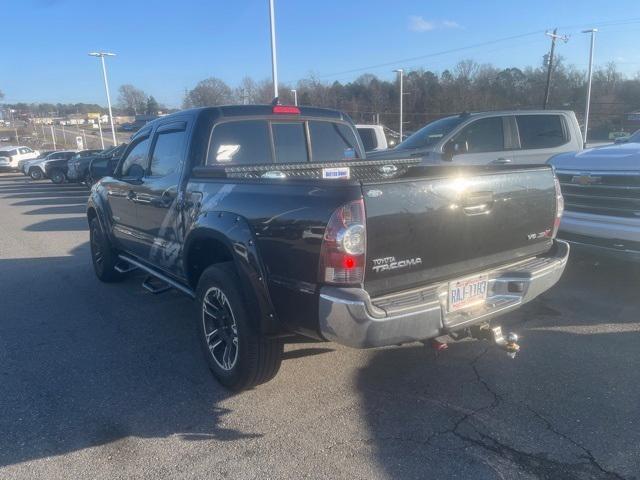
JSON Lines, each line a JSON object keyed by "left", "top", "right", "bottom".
{"left": 2, "top": 0, "right": 640, "bottom": 107}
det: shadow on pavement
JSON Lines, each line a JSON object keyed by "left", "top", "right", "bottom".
{"left": 0, "top": 244, "right": 260, "bottom": 468}
{"left": 356, "top": 258, "right": 639, "bottom": 479}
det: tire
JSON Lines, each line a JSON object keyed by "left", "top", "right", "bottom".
{"left": 29, "top": 168, "right": 43, "bottom": 180}
{"left": 89, "top": 217, "right": 123, "bottom": 282}
{"left": 196, "top": 263, "right": 283, "bottom": 391}
{"left": 50, "top": 169, "right": 66, "bottom": 184}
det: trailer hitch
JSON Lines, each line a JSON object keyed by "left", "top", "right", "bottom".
{"left": 470, "top": 324, "right": 520, "bottom": 358}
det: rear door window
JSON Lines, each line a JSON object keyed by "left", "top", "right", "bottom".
{"left": 208, "top": 120, "right": 271, "bottom": 165}
{"left": 309, "top": 121, "right": 361, "bottom": 162}
{"left": 516, "top": 115, "right": 567, "bottom": 149}
{"left": 149, "top": 130, "right": 186, "bottom": 177}
{"left": 272, "top": 122, "right": 308, "bottom": 163}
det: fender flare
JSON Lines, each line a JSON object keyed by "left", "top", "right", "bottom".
{"left": 183, "top": 212, "right": 280, "bottom": 335}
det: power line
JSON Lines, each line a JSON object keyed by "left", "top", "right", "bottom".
{"left": 305, "top": 17, "right": 640, "bottom": 83}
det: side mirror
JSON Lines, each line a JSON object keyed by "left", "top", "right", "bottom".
{"left": 614, "top": 138, "right": 628, "bottom": 144}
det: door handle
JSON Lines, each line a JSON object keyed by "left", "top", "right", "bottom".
{"left": 462, "top": 191, "right": 494, "bottom": 216}
{"left": 491, "top": 158, "right": 512, "bottom": 165}
{"left": 126, "top": 190, "right": 136, "bottom": 201}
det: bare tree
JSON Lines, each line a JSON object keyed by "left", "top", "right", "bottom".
{"left": 183, "top": 78, "right": 233, "bottom": 108}
{"left": 118, "top": 84, "right": 147, "bottom": 115}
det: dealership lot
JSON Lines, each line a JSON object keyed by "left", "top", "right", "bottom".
{"left": 0, "top": 172, "right": 638, "bottom": 479}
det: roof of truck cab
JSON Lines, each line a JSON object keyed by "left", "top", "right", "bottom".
{"left": 150, "top": 105, "right": 347, "bottom": 123}
{"left": 460, "top": 109, "right": 576, "bottom": 117}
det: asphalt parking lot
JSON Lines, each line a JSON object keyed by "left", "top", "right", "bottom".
{"left": 0, "top": 171, "right": 639, "bottom": 480}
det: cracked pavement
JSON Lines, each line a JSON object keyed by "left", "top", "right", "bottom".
{"left": 0, "top": 172, "right": 639, "bottom": 479}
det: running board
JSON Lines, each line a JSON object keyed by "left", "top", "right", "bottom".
{"left": 142, "top": 276, "right": 172, "bottom": 295}
{"left": 114, "top": 261, "right": 138, "bottom": 274}
{"left": 117, "top": 254, "right": 196, "bottom": 299}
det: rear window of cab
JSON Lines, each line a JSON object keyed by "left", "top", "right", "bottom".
{"left": 206, "top": 119, "right": 362, "bottom": 165}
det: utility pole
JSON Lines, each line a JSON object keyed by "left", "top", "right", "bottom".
{"left": 268, "top": 0, "right": 279, "bottom": 100}
{"left": 582, "top": 29, "right": 597, "bottom": 148}
{"left": 543, "top": 29, "right": 569, "bottom": 109}
{"left": 393, "top": 69, "right": 404, "bottom": 141}
{"left": 291, "top": 89, "right": 298, "bottom": 106}
{"left": 50, "top": 125, "right": 56, "bottom": 150}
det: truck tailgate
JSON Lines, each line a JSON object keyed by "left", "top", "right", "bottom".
{"left": 362, "top": 166, "right": 557, "bottom": 297}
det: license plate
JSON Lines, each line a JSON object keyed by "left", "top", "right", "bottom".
{"left": 448, "top": 274, "right": 488, "bottom": 312}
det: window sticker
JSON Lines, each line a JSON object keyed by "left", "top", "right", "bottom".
{"left": 343, "top": 147, "right": 356, "bottom": 159}
{"left": 322, "top": 167, "right": 350, "bottom": 179}
{"left": 216, "top": 144, "right": 240, "bottom": 162}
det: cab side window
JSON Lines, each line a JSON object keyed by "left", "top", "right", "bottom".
{"left": 120, "top": 137, "right": 150, "bottom": 177}
{"left": 452, "top": 117, "right": 504, "bottom": 153}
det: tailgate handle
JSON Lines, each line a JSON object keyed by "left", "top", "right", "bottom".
{"left": 462, "top": 191, "right": 494, "bottom": 215}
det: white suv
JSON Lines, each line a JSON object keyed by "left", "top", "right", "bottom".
{"left": 0, "top": 146, "right": 40, "bottom": 170}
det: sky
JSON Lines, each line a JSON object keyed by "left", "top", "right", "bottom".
{"left": 1, "top": 0, "right": 640, "bottom": 108}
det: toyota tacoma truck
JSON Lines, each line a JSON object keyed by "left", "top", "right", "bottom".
{"left": 549, "top": 141, "right": 640, "bottom": 261}
{"left": 88, "top": 104, "right": 569, "bottom": 390}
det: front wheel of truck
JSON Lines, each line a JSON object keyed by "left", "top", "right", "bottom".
{"left": 196, "top": 263, "right": 283, "bottom": 391}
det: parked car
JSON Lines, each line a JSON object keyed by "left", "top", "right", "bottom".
{"left": 17, "top": 150, "right": 54, "bottom": 171}
{"left": 549, "top": 142, "right": 640, "bottom": 262}
{"left": 44, "top": 149, "right": 99, "bottom": 184}
{"left": 24, "top": 150, "right": 76, "bottom": 180}
{"left": 0, "top": 145, "right": 40, "bottom": 170}
{"left": 67, "top": 145, "right": 126, "bottom": 184}
{"left": 356, "top": 124, "right": 389, "bottom": 152}
{"left": 368, "top": 110, "right": 583, "bottom": 165}
{"left": 0, "top": 136, "right": 11, "bottom": 142}
{"left": 0, "top": 156, "right": 11, "bottom": 170}
{"left": 613, "top": 129, "right": 640, "bottom": 144}
{"left": 88, "top": 104, "right": 568, "bottom": 390}
{"left": 87, "top": 145, "right": 127, "bottom": 185}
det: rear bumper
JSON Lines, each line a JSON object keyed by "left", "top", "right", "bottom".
{"left": 319, "top": 240, "right": 570, "bottom": 348}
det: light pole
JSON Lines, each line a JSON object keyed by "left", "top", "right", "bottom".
{"left": 62, "top": 124, "right": 66, "bottom": 145}
{"left": 582, "top": 29, "right": 597, "bottom": 148}
{"left": 50, "top": 125, "right": 56, "bottom": 150}
{"left": 268, "top": 0, "right": 279, "bottom": 99}
{"left": 88, "top": 52, "right": 117, "bottom": 146}
{"left": 291, "top": 89, "right": 298, "bottom": 106}
{"left": 393, "top": 69, "right": 404, "bottom": 141}
{"left": 97, "top": 117, "right": 104, "bottom": 149}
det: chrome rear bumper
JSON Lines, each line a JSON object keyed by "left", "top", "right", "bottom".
{"left": 318, "top": 240, "right": 570, "bottom": 348}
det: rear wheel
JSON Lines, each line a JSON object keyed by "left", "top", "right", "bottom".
{"left": 29, "top": 168, "right": 43, "bottom": 180}
{"left": 89, "top": 217, "right": 123, "bottom": 282}
{"left": 196, "top": 263, "right": 283, "bottom": 391}
{"left": 50, "top": 169, "right": 66, "bottom": 184}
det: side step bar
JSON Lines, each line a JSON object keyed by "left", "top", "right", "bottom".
{"left": 117, "top": 254, "right": 196, "bottom": 299}
{"left": 142, "top": 276, "right": 172, "bottom": 295}
{"left": 114, "top": 261, "right": 138, "bottom": 274}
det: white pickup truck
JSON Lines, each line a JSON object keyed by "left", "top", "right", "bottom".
{"left": 549, "top": 142, "right": 640, "bottom": 262}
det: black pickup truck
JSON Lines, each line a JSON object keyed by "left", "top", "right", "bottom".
{"left": 88, "top": 104, "right": 569, "bottom": 390}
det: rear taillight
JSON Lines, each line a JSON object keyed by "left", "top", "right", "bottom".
{"left": 551, "top": 175, "right": 564, "bottom": 238}
{"left": 319, "top": 199, "right": 366, "bottom": 285}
